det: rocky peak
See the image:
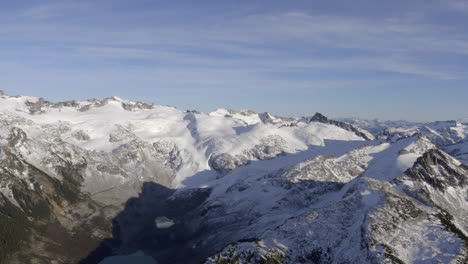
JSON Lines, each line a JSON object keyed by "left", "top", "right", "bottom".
{"left": 21, "top": 95, "right": 156, "bottom": 114}
{"left": 239, "top": 109, "right": 257, "bottom": 116}
{"left": 309, "top": 112, "right": 329, "bottom": 123}
{"left": 121, "top": 101, "right": 154, "bottom": 111}
{"left": 306, "top": 112, "right": 375, "bottom": 141}
{"left": 259, "top": 112, "right": 276, "bottom": 124}
{"left": 403, "top": 149, "right": 468, "bottom": 191}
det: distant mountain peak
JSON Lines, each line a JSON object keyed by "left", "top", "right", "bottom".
{"left": 310, "top": 112, "right": 329, "bottom": 122}
{"left": 1, "top": 92, "right": 467, "bottom": 263}
{"left": 305, "top": 112, "right": 375, "bottom": 141}
{"left": 0, "top": 92, "right": 156, "bottom": 114}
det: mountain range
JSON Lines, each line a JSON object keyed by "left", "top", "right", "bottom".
{"left": 0, "top": 91, "right": 466, "bottom": 264}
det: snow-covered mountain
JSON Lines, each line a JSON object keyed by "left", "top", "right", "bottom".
{"left": 0, "top": 91, "right": 466, "bottom": 264}
{"left": 337, "top": 118, "right": 419, "bottom": 136}
{"left": 340, "top": 117, "right": 468, "bottom": 165}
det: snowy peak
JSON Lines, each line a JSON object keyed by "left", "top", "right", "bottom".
{"left": 306, "top": 112, "right": 375, "bottom": 141}
{"left": 395, "top": 147, "right": 468, "bottom": 244}
{"left": 258, "top": 111, "right": 295, "bottom": 124}
{"left": 402, "top": 149, "right": 467, "bottom": 191}
{"left": 344, "top": 116, "right": 468, "bottom": 165}
{"left": 1, "top": 91, "right": 468, "bottom": 264}
{"left": 0, "top": 91, "right": 155, "bottom": 114}
{"left": 199, "top": 140, "right": 467, "bottom": 263}
{"left": 308, "top": 112, "right": 329, "bottom": 122}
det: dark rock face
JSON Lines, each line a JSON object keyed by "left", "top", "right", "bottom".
{"left": 259, "top": 112, "right": 276, "bottom": 124}
{"left": 25, "top": 98, "right": 89, "bottom": 114}
{"left": 0, "top": 149, "right": 113, "bottom": 264}
{"left": 205, "top": 240, "right": 286, "bottom": 264}
{"left": 307, "top": 113, "right": 374, "bottom": 141}
{"left": 258, "top": 112, "right": 295, "bottom": 124}
{"left": 208, "top": 135, "right": 287, "bottom": 175}
{"left": 72, "top": 130, "right": 91, "bottom": 141}
{"left": 25, "top": 98, "right": 47, "bottom": 114}
{"left": 208, "top": 153, "right": 242, "bottom": 175}
{"left": 8, "top": 127, "right": 28, "bottom": 147}
{"left": 393, "top": 149, "right": 468, "bottom": 264}
{"left": 122, "top": 101, "right": 154, "bottom": 111}
{"left": 404, "top": 149, "right": 468, "bottom": 191}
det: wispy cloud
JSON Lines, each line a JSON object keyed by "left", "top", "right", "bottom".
{"left": 3, "top": 10, "right": 466, "bottom": 79}
{"left": 21, "top": 1, "right": 90, "bottom": 19}
{"left": 0, "top": 0, "right": 467, "bottom": 115}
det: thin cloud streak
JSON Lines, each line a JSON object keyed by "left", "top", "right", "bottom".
{"left": 1, "top": 7, "right": 467, "bottom": 81}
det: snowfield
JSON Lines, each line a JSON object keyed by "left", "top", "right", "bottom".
{"left": 0, "top": 91, "right": 467, "bottom": 264}
{"left": 0, "top": 93, "right": 365, "bottom": 193}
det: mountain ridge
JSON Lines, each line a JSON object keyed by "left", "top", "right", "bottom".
{"left": 0, "top": 92, "right": 466, "bottom": 264}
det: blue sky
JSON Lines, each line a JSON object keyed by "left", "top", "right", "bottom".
{"left": 0, "top": 0, "right": 467, "bottom": 121}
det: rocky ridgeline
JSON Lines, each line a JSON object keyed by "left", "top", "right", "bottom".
{"left": 0, "top": 92, "right": 467, "bottom": 263}
{"left": 305, "top": 112, "right": 375, "bottom": 141}
{"left": 21, "top": 96, "right": 155, "bottom": 114}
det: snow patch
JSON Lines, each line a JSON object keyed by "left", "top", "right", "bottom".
{"left": 155, "top": 216, "right": 175, "bottom": 229}
{"left": 99, "top": 251, "right": 157, "bottom": 264}
{"left": 361, "top": 192, "right": 381, "bottom": 206}
{"left": 396, "top": 152, "right": 420, "bottom": 171}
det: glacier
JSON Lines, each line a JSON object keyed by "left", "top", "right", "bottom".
{"left": 0, "top": 91, "right": 466, "bottom": 264}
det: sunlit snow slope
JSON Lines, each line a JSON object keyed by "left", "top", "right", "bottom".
{"left": 0, "top": 91, "right": 467, "bottom": 264}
